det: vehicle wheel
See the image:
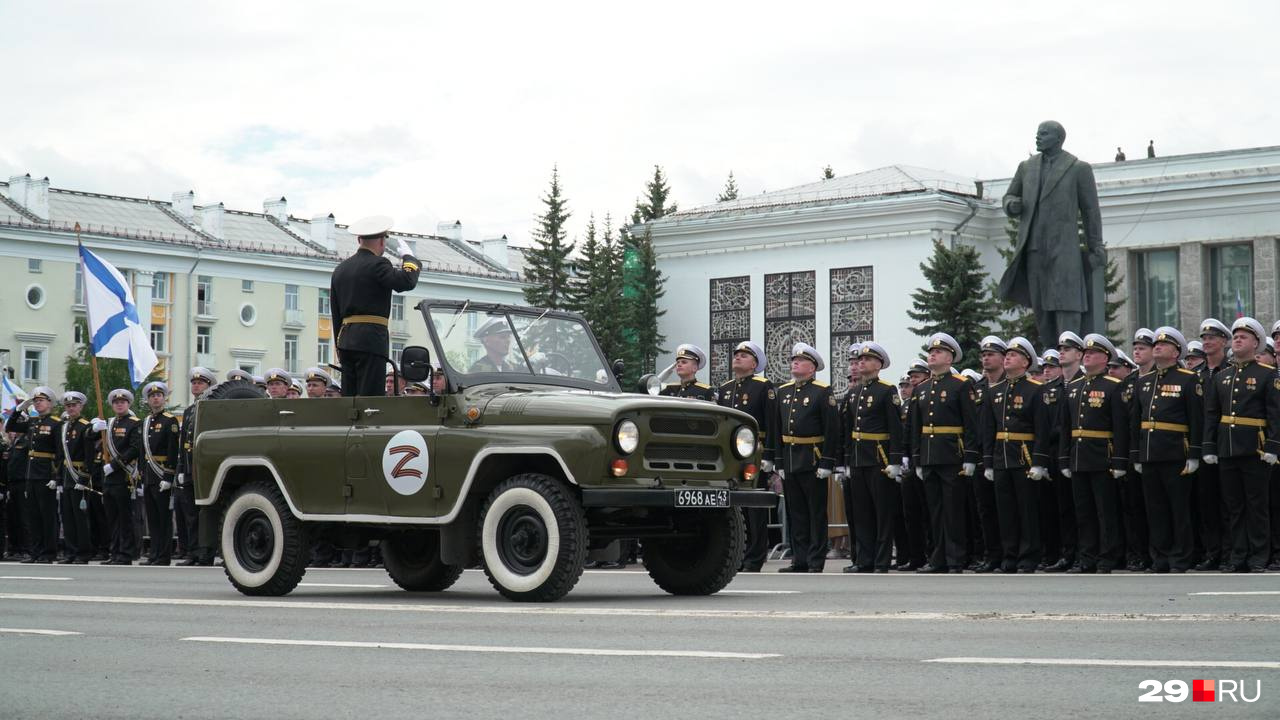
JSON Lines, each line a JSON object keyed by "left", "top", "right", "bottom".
{"left": 382, "top": 531, "right": 464, "bottom": 592}
{"left": 643, "top": 508, "right": 744, "bottom": 595}
{"left": 205, "top": 379, "right": 267, "bottom": 400}
{"left": 477, "top": 473, "right": 587, "bottom": 602}
{"left": 221, "top": 481, "right": 307, "bottom": 596}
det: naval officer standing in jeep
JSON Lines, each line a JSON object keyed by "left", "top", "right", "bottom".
{"left": 330, "top": 216, "right": 421, "bottom": 396}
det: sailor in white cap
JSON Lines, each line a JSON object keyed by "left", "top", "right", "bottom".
{"left": 469, "top": 318, "right": 520, "bottom": 373}
{"left": 97, "top": 387, "right": 140, "bottom": 564}
{"left": 287, "top": 378, "right": 304, "bottom": 399}
{"left": 304, "top": 367, "right": 333, "bottom": 398}
{"left": 1192, "top": 319, "right": 1231, "bottom": 570}
{"left": 1260, "top": 336, "right": 1277, "bottom": 366}
{"left": 252, "top": 375, "right": 267, "bottom": 391}
{"left": 175, "top": 368, "right": 215, "bottom": 565}
{"left": 403, "top": 381, "right": 429, "bottom": 396}
{"left": 913, "top": 332, "right": 980, "bottom": 573}
{"left": 1184, "top": 340, "right": 1207, "bottom": 371}
{"left": 1032, "top": 345, "right": 1075, "bottom": 571}
{"left": 773, "top": 342, "right": 838, "bottom": 573}
{"left": 54, "top": 390, "right": 95, "bottom": 564}
{"left": 1132, "top": 327, "right": 1157, "bottom": 376}
{"left": 384, "top": 361, "right": 406, "bottom": 396}
{"left": 1202, "top": 317, "right": 1280, "bottom": 572}
{"left": 225, "top": 368, "right": 252, "bottom": 383}
{"left": 661, "top": 344, "right": 714, "bottom": 400}
{"left": 1107, "top": 349, "right": 1137, "bottom": 379}
{"left": 716, "top": 339, "right": 775, "bottom": 572}
{"left": 331, "top": 215, "right": 420, "bottom": 396}
{"left": 977, "top": 335, "right": 1008, "bottom": 389}
{"left": 1057, "top": 331, "right": 1085, "bottom": 382}
{"left": 137, "top": 381, "right": 179, "bottom": 565}
{"left": 1199, "top": 318, "right": 1231, "bottom": 377}
{"left": 263, "top": 368, "right": 291, "bottom": 399}
{"left": 960, "top": 368, "right": 982, "bottom": 383}
{"left": 906, "top": 357, "right": 930, "bottom": 385}
{"left": 5, "top": 386, "right": 62, "bottom": 562}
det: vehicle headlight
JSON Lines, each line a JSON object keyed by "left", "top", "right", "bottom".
{"left": 615, "top": 419, "right": 640, "bottom": 455}
{"left": 732, "top": 425, "right": 757, "bottom": 459}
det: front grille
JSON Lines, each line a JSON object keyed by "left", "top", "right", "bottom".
{"left": 643, "top": 443, "right": 721, "bottom": 472}
{"left": 649, "top": 416, "right": 718, "bottom": 436}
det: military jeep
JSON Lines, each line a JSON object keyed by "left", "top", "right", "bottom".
{"left": 193, "top": 300, "right": 776, "bottom": 602}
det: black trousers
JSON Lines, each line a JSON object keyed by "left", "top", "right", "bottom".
{"left": 993, "top": 469, "right": 1041, "bottom": 570}
{"left": 1039, "top": 461, "right": 1061, "bottom": 563}
{"left": 143, "top": 485, "right": 173, "bottom": 563}
{"left": 867, "top": 470, "right": 904, "bottom": 569}
{"left": 845, "top": 468, "right": 877, "bottom": 570}
{"left": 26, "top": 478, "right": 58, "bottom": 561}
{"left": 1121, "top": 470, "right": 1149, "bottom": 566}
{"left": 1271, "top": 467, "right": 1280, "bottom": 565}
{"left": 1052, "top": 468, "right": 1077, "bottom": 564}
{"left": 339, "top": 348, "right": 387, "bottom": 397}
{"left": 103, "top": 484, "right": 137, "bottom": 562}
{"left": 972, "top": 471, "right": 1001, "bottom": 563}
{"left": 922, "top": 465, "right": 967, "bottom": 569}
{"left": 197, "top": 506, "right": 220, "bottom": 562}
{"left": 1193, "top": 463, "right": 1225, "bottom": 563}
{"left": 1142, "top": 462, "right": 1194, "bottom": 571}
{"left": 741, "top": 506, "right": 770, "bottom": 570}
{"left": 175, "top": 483, "right": 199, "bottom": 557}
{"left": 88, "top": 492, "right": 109, "bottom": 557}
{"left": 1072, "top": 470, "right": 1122, "bottom": 570}
{"left": 58, "top": 481, "right": 93, "bottom": 561}
{"left": 899, "top": 469, "right": 930, "bottom": 566}
{"left": 781, "top": 469, "right": 827, "bottom": 570}
{"left": 1219, "top": 456, "right": 1271, "bottom": 569}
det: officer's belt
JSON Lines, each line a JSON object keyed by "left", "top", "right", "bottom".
{"left": 1141, "top": 421, "right": 1189, "bottom": 433}
{"left": 921, "top": 425, "right": 963, "bottom": 435}
{"left": 1071, "top": 429, "right": 1114, "bottom": 439}
{"left": 29, "top": 450, "right": 55, "bottom": 459}
{"left": 782, "top": 435, "right": 824, "bottom": 445}
{"left": 995, "top": 431, "right": 1035, "bottom": 441}
{"left": 1222, "top": 415, "right": 1267, "bottom": 428}
{"left": 149, "top": 455, "right": 170, "bottom": 462}
{"left": 71, "top": 461, "right": 85, "bottom": 468}
{"left": 850, "top": 431, "right": 890, "bottom": 441}
{"left": 342, "top": 315, "right": 389, "bottom": 326}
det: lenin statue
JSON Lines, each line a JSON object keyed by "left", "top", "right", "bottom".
{"left": 998, "top": 121, "right": 1105, "bottom": 344}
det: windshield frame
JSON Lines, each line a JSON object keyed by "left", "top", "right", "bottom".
{"left": 417, "top": 299, "right": 622, "bottom": 393}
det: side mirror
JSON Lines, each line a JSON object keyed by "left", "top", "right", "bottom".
{"left": 611, "top": 359, "right": 625, "bottom": 383}
{"left": 401, "top": 345, "right": 432, "bottom": 383}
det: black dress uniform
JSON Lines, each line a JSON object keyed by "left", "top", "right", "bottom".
{"left": 770, "top": 378, "right": 839, "bottom": 571}
{"left": 174, "top": 404, "right": 206, "bottom": 564}
{"left": 1114, "top": 371, "right": 1150, "bottom": 571}
{"left": 1061, "top": 373, "right": 1130, "bottom": 571}
{"left": 911, "top": 372, "right": 980, "bottom": 571}
{"left": 330, "top": 246, "right": 420, "bottom": 396}
{"left": 5, "top": 411, "right": 61, "bottom": 562}
{"left": 1036, "top": 374, "right": 1068, "bottom": 567}
{"left": 5, "top": 433, "right": 30, "bottom": 559}
{"left": 661, "top": 379, "right": 716, "bottom": 401}
{"left": 1203, "top": 360, "right": 1280, "bottom": 571}
{"left": 981, "top": 374, "right": 1051, "bottom": 571}
{"left": 717, "top": 374, "right": 776, "bottom": 572}
{"left": 970, "top": 375, "right": 1002, "bottom": 570}
{"left": 102, "top": 415, "right": 142, "bottom": 564}
{"left": 1195, "top": 360, "right": 1230, "bottom": 569}
{"left": 838, "top": 377, "right": 904, "bottom": 571}
{"left": 1132, "top": 365, "right": 1203, "bottom": 572}
{"left": 55, "top": 415, "right": 97, "bottom": 563}
{"left": 141, "top": 410, "right": 180, "bottom": 565}
{"left": 898, "top": 393, "right": 930, "bottom": 569}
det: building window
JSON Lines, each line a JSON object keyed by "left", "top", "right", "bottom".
{"left": 239, "top": 303, "right": 257, "bottom": 326}
{"left": 238, "top": 362, "right": 259, "bottom": 375}
{"left": 196, "top": 326, "right": 212, "bottom": 355}
{"left": 28, "top": 258, "right": 42, "bottom": 273}
{"left": 242, "top": 279, "right": 254, "bottom": 293}
{"left": 763, "top": 271, "right": 816, "bottom": 385}
{"left": 318, "top": 288, "right": 331, "bottom": 316}
{"left": 22, "top": 347, "right": 47, "bottom": 383}
{"left": 391, "top": 341, "right": 405, "bottom": 364}
{"left": 197, "top": 276, "right": 214, "bottom": 315}
{"left": 285, "top": 284, "right": 300, "bottom": 312}
{"left": 317, "top": 338, "right": 331, "bottom": 365}
{"left": 284, "top": 334, "right": 299, "bottom": 373}
{"left": 150, "top": 323, "right": 168, "bottom": 354}
{"left": 74, "top": 321, "right": 86, "bottom": 345}
{"left": 391, "top": 295, "right": 405, "bottom": 322}
{"left": 25, "top": 284, "right": 46, "bottom": 309}
{"left": 708, "top": 276, "right": 751, "bottom": 386}
{"left": 153, "top": 272, "right": 169, "bottom": 302}
{"left": 1134, "top": 249, "right": 1179, "bottom": 330}
{"left": 74, "top": 265, "right": 83, "bottom": 305}
{"left": 1209, "top": 244, "right": 1253, "bottom": 321}
{"left": 830, "top": 266, "right": 874, "bottom": 394}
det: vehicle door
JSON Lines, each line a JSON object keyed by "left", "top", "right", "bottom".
{"left": 275, "top": 397, "right": 354, "bottom": 516}
{"left": 348, "top": 395, "right": 443, "bottom": 518}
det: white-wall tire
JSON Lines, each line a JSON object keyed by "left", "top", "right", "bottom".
{"left": 478, "top": 474, "right": 586, "bottom": 602}
{"left": 221, "top": 481, "right": 307, "bottom": 596}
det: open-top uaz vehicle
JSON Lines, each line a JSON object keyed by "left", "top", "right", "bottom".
{"left": 193, "top": 300, "right": 776, "bottom": 601}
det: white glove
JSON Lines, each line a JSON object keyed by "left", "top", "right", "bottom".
{"left": 1111, "top": 470, "right": 1126, "bottom": 479}
{"left": 1028, "top": 466, "right": 1048, "bottom": 481}
{"left": 983, "top": 468, "right": 994, "bottom": 482}
{"left": 91, "top": 418, "right": 108, "bottom": 432}
{"left": 46, "top": 480, "right": 57, "bottom": 491}
{"left": 1062, "top": 468, "right": 1072, "bottom": 479}
{"left": 177, "top": 473, "right": 185, "bottom": 487}
{"left": 776, "top": 469, "right": 785, "bottom": 480}
{"left": 16, "top": 398, "right": 32, "bottom": 413}
{"left": 1263, "top": 453, "right": 1278, "bottom": 466}
{"left": 760, "top": 460, "right": 774, "bottom": 473}
{"left": 961, "top": 463, "right": 976, "bottom": 477}
{"left": 159, "top": 480, "right": 172, "bottom": 492}
{"left": 74, "top": 483, "right": 88, "bottom": 491}
{"left": 1182, "top": 459, "right": 1199, "bottom": 475}
{"left": 816, "top": 468, "right": 832, "bottom": 480}
{"left": 0, "top": 492, "right": 5, "bottom": 502}
{"left": 103, "top": 463, "right": 114, "bottom": 476}
{"left": 885, "top": 464, "right": 903, "bottom": 481}
{"left": 1202, "top": 454, "right": 1218, "bottom": 465}
{"left": 394, "top": 237, "right": 414, "bottom": 258}
{"left": 1133, "top": 463, "right": 1142, "bottom": 473}
{"left": 835, "top": 466, "right": 849, "bottom": 476}
{"left": 136, "top": 486, "right": 144, "bottom": 498}
{"left": 916, "top": 467, "right": 924, "bottom": 480}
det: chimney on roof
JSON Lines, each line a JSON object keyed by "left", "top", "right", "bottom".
{"left": 198, "top": 202, "right": 224, "bottom": 240}
{"left": 6, "top": 173, "right": 49, "bottom": 220}
{"left": 437, "top": 220, "right": 463, "bottom": 242}
{"left": 311, "top": 213, "right": 336, "bottom": 253}
{"left": 482, "top": 235, "right": 509, "bottom": 269}
{"left": 264, "top": 196, "right": 288, "bottom": 223}
{"left": 171, "top": 191, "right": 195, "bottom": 221}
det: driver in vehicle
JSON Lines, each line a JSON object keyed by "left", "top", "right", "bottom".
{"left": 469, "top": 318, "right": 521, "bottom": 373}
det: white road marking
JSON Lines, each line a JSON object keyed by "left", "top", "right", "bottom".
{"left": 0, "top": 627, "right": 81, "bottom": 636}
{"left": 298, "top": 583, "right": 390, "bottom": 589}
{"left": 1189, "top": 591, "right": 1280, "bottom": 596}
{"left": 0, "top": 576, "right": 73, "bottom": 581}
{"left": 719, "top": 590, "right": 801, "bottom": 595}
{"left": 181, "top": 636, "right": 780, "bottom": 660}
{"left": 926, "top": 657, "right": 1280, "bottom": 670}
{"left": 5, "top": 593, "right": 1280, "bottom": 623}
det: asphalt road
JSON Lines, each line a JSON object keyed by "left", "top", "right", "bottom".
{"left": 1, "top": 560, "right": 1278, "bottom": 719}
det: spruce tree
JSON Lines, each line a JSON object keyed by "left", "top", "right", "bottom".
{"left": 620, "top": 165, "right": 675, "bottom": 384}
{"left": 908, "top": 240, "right": 996, "bottom": 371}
{"left": 523, "top": 166, "right": 574, "bottom": 309}
{"left": 631, "top": 165, "right": 678, "bottom": 224}
{"left": 573, "top": 214, "right": 625, "bottom": 362}
{"left": 717, "top": 171, "right": 739, "bottom": 202}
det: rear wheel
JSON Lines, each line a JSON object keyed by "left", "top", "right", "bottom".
{"left": 221, "top": 481, "right": 307, "bottom": 596}
{"left": 382, "top": 531, "right": 464, "bottom": 592}
{"left": 643, "top": 509, "right": 744, "bottom": 595}
{"left": 478, "top": 473, "right": 586, "bottom": 602}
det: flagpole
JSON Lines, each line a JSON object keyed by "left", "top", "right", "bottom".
{"left": 78, "top": 224, "right": 109, "bottom": 495}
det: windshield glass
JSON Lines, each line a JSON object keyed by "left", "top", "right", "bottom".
{"left": 428, "top": 306, "right": 612, "bottom": 387}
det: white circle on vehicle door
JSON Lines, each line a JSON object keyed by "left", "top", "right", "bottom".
{"left": 381, "top": 429, "right": 430, "bottom": 496}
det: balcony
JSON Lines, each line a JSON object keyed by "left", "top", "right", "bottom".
{"left": 283, "top": 308, "right": 305, "bottom": 330}
{"left": 196, "top": 300, "right": 217, "bottom": 322}
{"left": 195, "top": 352, "right": 217, "bottom": 370}
{"left": 390, "top": 317, "right": 409, "bottom": 338}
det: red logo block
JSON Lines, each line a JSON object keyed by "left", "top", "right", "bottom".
{"left": 1193, "top": 679, "right": 1215, "bottom": 703}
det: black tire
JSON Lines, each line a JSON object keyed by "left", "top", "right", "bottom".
{"left": 477, "top": 473, "right": 587, "bottom": 602}
{"left": 382, "top": 531, "right": 464, "bottom": 592}
{"left": 221, "top": 481, "right": 307, "bottom": 596}
{"left": 644, "top": 509, "right": 744, "bottom": 595}
{"left": 205, "top": 379, "right": 267, "bottom": 400}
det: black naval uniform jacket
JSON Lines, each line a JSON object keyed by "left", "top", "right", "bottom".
{"left": 981, "top": 375, "right": 1052, "bottom": 470}
{"left": 55, "top": 416, "right": 96, "bottom": 488}
{"left": 910, "top": 372, "right": 980, "bottom": 468}
{"left": 1130, "top": 365, "right": 1203, "bottom": 464}
{"left": 769, "top": 378, "right": 838, "bottom": 475}
{"left": 330, "top": 247, "right": 421, "bottom": 355}
{"left": 141, "top": 411, "right": 180, "bottom": 486}
{"left": 660, "top": 379, "right": 716, "bottom": 401}
{"left": 102, "top": 415, "right": 142, "bottom": 488}
{"left": 5, "top": 412, "right": 61, "bottom": 481}
{"left": 838, "top": 377, "right": 904, "bottom": 469}
{"left": 1202, "top": 360, "right": 1280, "bottom": 459}
{"left": 1038, "top": 376, "right": 1065, "bottom": 466}
{"left": 175, "top": 403, "right": 197, "bottom": 482}
{"left": 1060, "top": 372, "right": 1129, "bottom": 472}
{"left": 717, "top": 374, "right": 776, "bottom": 464}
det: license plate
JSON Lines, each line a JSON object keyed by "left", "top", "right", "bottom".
{"left": 674, "top": 488, "right": 729, "bottom": 508}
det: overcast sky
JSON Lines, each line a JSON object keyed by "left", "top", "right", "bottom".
{"left": 2, "top": 1, "right": 1276, "bottom": 247}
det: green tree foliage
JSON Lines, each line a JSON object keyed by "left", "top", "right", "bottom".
{"left": 619, "top": 165, "right": 675, "bottom": 385}
{"left": 523, "top": 166, "right": 574, "bottom": 310}
{"left": 717, "top": 171, "right": 739, "bottom": 202}
{"left": 822, "top": 165, "right": 835, "bottom": 180}
{"left": 631, "top": 165, "right": 678, "bottom": 224}
{"left": 572, "top": 214, "right": 625, "bottom": 362}
{"left": 908, "top": 240, "right": 996, "bottom": 372}
{"left": 63, "top": 318, "right": 160, "bottom": 417}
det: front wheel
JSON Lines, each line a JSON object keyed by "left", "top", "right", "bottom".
{"left": 644, "top": 509, "right": 744, "bottom": 595}
{"left": 477, "top": 473, "right": 587, "bottom": 602}
{"left": 383, "top": 531, "right": 464, "bottom": 592}
{"left": 221, "top": 481, "right": 308, "bottom": 596}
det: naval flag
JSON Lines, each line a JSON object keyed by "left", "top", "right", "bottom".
{"left": 78, "top": 245, "right": 158, "bottom": 387}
